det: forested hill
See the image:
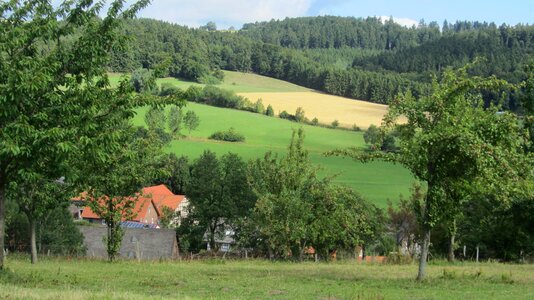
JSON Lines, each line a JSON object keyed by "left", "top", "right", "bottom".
{"left": 109, "top": 17, "right": 534, "bottom": 109}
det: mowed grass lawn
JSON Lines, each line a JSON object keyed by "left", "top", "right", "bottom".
{"left": 132, "top": 103, "right": 414, "bottom": 208}
{"left": 1, "top": 257, "right": 533, "bottom": 299}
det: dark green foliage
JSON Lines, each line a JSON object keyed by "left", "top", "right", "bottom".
{"left": 364, "top": 125, "right": 380, "bottom": 146}
{"left": 265, "top": 105, "right": 275, "bottom": 116}
{"left": 108, "top": 17, "right": 534, "bottom": 107}
{"left": 151, "top": 153, "right": 190, "bottom": 195}
{"left": 6, "top": 204, "right": 85, "bottom": 257}
{"left": 168, "top": 105, "right": 183, "bottom": 137}
{"left": 40, "top": 207, "right": 86, "bottom": 256}
{"left": 209, "top": 128, "right": 246, "bottom": 142}
{"left": 159, "top": 83, "right": 182, "bottom": 97}
{"left": 247, "top": 129, "right": 380, "bottom": 260}
{"left": 183, "top": 111, "right": 200, "bottom": 134}
{"left": 295, "top": 107, "right": 306, "bottom": 123}
{"left": 311, "top": 118, "right": 319, "bottom": 126}
{"left": 131, "top": 68, "right": 157, "bottom": 93}
{"left": 0, "top": 0, "right": 151, "bottom": 268}
{"left": 331, "top": 120, "right": 339, "bottom": 128}
{"left": 279, "top": 110, "right": 294, "bottom": 120}
{"left": 189, "top": 85, "right": 249, "bottom": 109}
{"left": 254, "top": 99, "right": 265, "bottom": 114}
{"left": 145, "top": 107, "right": 167, "bottom": 131}
{"left": 182, "top": 151, "right": 255, "bottom": 251}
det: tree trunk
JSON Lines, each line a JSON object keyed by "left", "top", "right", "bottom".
{"left": 447, "top": 219, "right": 456, "bottom": 262}
{"left": 30, "top": 218, "right": 37, "bottom": 264}
{"left": 447, "top": 233, "right": 455, "bottom": 262}
{"left": 417, "top": 228, "right": 431, "bottom": 281}
{"left": 0, "top": 183, "right": 5, "bottom": 270}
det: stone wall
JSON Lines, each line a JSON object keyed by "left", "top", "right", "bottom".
{"left": 78, "top": 226, "right": 178, "bottom": 260}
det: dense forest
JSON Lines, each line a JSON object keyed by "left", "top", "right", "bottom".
{"left": 109, "top": 16, "right": 534, "bottom": 109}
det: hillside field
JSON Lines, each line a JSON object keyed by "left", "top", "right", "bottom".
{"left": 1, "top": 257, "right": 533, "bottom": 299}
{"left": 110, "top": 71, "right": 415, "bottom": 207}
{"left": 132, "top": 103, "right": 413, "bottom": 208}
{"left": 110, "top": 71, "right": 389, "bottom": 129}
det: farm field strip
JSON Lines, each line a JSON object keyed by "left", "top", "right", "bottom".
{"left": 238, "top": 91, "right": 389, "bottom": 129}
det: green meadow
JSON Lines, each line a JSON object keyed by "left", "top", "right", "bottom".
{"left": 113, "top": 71, "right": 415, "bottom": 207}
{"left": 133, "top": 103, "right": 414, "bottom": 208}
{"left": 1, "top": 257, "right": 532, "bottom": 299}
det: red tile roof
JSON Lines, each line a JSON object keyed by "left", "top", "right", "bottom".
{"left": 77, "top": 185, "right": 185, "bottom": 222}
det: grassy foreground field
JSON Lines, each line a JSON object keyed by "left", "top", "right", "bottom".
{"left": 132, "top": 103, "right": 414, "bottom": 208}
{"left": 1, "top": 257, "right": 533, "bottom": 299}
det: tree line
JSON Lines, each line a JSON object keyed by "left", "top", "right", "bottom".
{"left": 107, "top": 17, "right": 534, "bottom": 107}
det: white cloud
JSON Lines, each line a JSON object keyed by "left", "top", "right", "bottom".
{"left": 379, "top": 16, "right": 418, "bottom": 27}
{"left": 136, "top": 0, "right": 312, "bottom": 28}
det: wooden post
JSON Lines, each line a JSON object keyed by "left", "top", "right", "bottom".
{"left": 463, "top": 245, "right": 466, "bottom": 258}
{"left": 476, "top": 246, "right": 479, "bottom": 263}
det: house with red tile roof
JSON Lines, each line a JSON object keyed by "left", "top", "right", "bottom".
{"left": 71, "top": 184, "right": 188, "bottom": 228}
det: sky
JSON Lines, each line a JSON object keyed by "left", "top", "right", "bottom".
{"left": 53, "top": 0, "right": 534, "bottom": 29}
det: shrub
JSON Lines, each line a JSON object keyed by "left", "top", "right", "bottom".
{"left": 159, "top": 83, "right": 182, "bottom": 97}
{"left": 311, "top": 117, "right": 319, "bottom": 126}
{"left": 331, "top": 119, "right": 339, "bottom": 128}
{"left": 254, "top": 99, "right": 265, "bottom": 114}
{"left": 295, "top": 107, "right": 306, "bottom": 123}
{"left": 279, "top": 110, "right": 295, "bottom": 121}
{"left": 265, "top": 105, "right": 274, "bottom": 116}
{"left": 209, "top": 127, "right": 245, "bottom": 142}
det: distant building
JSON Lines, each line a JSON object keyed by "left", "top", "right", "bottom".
{"left": 70, "top": 184, "right": 188, "bottom": 228}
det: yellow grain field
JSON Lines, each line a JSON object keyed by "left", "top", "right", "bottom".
{"left": 238, "top": 91, "right": 389, "bottom": 129}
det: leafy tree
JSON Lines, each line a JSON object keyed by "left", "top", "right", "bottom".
{"left": 39, "top": 205, "right": 85, "bottom": 257}
{"left": 131, "top": 68, "right": 157, "bottom": 93}
{"left": 184, "top": 151, "right": 254, "bottom": 251}
{"left": 7, "top": 178, "right": 72, "bottom": 263}
{"left": 332, "top": 66, "right": 531, "bottom": 280}
{"left": 254, "top": 99, "right": 266, "bottom": 114}
{"left": 249, "top": 129, "right": 377, "bottom": 260}
{"left": 168, "top": 105, "right": 183, "bottom": 137}
{"left": 364, "top": 125, "right": 381, "bottom": 148}
{"left": 145, "top": 106, "right": 167, "bottom": 132}
{"left": 201, "top": 21, "right": 217, "bottom": 31}
{"left": 151, "top": 153, "right": 190, "bottom": 195}
{"left": 265, "top": 105, "right": 275, "bottom": 116}
{"left": 183, "top": 111, "right": 200, "bottom": 134}
{"left": 78, "top": 127, "right": 163, "bottom": 262}
{"left": 311, "top": 117, "right": 319, "bottom": 125}
{"left": 295, "top": 107, "right": 306, "bottom": 123}
{"left": 0, "top": 0, "right": 150, "bottom": 269}
{"left": 331, "top": 120, "right": 340, "bottom": 128}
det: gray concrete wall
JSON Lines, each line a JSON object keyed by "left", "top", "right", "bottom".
{"left": 78, "top": 226, "right": 178, "bottom": 260}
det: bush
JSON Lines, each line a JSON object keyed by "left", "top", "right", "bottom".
{"left": 311, "top": 117, "right": 319, "bottom": 126}
{"left": 199, "top": 74, "right": 222, "bottom": 85}
{"left": 209, "top": 127, "right": 245, "bottom": 142}
{"left": 265, "top": 105, "right": 274, "bottom": 116}
{"left": 279, "top": 110, "right": 295, "bottom": 121}
{"left": 331, "top": 120, "right": 340, "bottom": 128}
{"left": 159, "top": 83, "right": 182, "bottom": 97}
